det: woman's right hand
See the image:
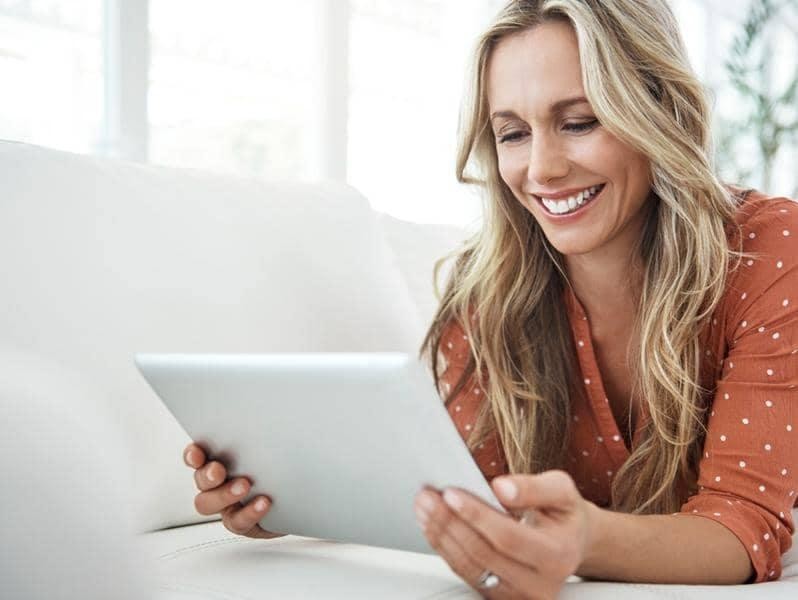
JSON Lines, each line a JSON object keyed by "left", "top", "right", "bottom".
{"left": 184, "top": 443, "right": 285, "bottom": 539}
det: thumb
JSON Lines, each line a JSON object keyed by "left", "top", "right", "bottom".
{"left": 491, "top": 470, "right": 580, "bottom": 511}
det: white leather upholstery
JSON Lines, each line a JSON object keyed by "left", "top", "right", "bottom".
{"left": 0, "top": 141, "right": 424, "bottom": 532}
{"left": 1, "top": 141, "right": 795, "bottom": 598}
{"left": 0, "top": 346, "right": 152, "bottom": 600}
{"left": 143, "top": 520, "right": 798, "bottom": 599}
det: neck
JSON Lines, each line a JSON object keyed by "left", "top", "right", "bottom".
{"left": 564, "top": 217, "right": 647, "bottom": 330}
{"left": 568, "top": 256, "right": 642, "bottom": 327}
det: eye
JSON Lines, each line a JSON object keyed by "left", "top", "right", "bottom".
{"left": 497, "top": 131, "right": 528, "bottom": 144}
{"left": 563, "top": 119, "right": 599, "bottom": 133}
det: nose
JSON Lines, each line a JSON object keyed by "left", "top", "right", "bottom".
{"left": 526, "top": 133, "right": 569, "bottom": 187}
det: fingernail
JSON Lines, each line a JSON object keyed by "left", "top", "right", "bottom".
{"left": 254, "top": 498, "right": 267, "bottom": 512}
{"left": 231, "top": 480, "right": 246, "bottom": 496}
{"left": 184, "top": 449, "right": 194, "bottom": 466}
{"left": 442, "top": 489, "right": 463, "bottom": 511}
{"left": 494, "top": 478, "right": 517, "bottom": 500}
{"left": 414, "top": 505, "right": 429, "bottom": 528}
{"left": 206, "top": 466, "right": 217, "bottom": 482}
{"left": 418, "top": 492, "right": 436, "bottom": 512}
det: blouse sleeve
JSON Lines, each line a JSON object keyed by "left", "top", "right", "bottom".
{"left": 437, "top": 318, "right": 507, "bottom": 481}
{"left": 678, "top": 197, "right": 798, "bottom": 582}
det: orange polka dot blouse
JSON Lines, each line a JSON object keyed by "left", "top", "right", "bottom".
{"left": 436, "top": 189, "right": 797, "bottom": 583}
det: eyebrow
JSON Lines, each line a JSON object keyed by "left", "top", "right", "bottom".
{"left": 490, "top": 96, "right": 590, "bottom": 121}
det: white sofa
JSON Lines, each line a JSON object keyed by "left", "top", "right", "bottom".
{"left": 0, "top": 140, "right": 795, "bottom": 599}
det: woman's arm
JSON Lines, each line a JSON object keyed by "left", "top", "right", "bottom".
{"left": 578, "top": 196, "right": 798, "bottom": 586}
{"left": 579, "top": 502, "right": 754, "bottom": 584}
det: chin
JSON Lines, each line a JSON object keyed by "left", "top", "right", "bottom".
{"left": 542, "top": 234, "right": 601, "bottom": 257}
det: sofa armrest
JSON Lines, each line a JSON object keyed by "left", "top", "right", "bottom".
{"left": 0, "top": 346, "right": 150, "bottom": 599}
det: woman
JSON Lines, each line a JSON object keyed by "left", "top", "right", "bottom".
{"left": 184, "top": 0, "right": 797, "bottom": 596}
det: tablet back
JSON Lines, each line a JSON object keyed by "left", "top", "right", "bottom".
{"left": 135, "top": 353, "right": 503, "bottom": 554}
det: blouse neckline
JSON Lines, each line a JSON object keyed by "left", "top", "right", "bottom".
{"left": 564, "top": 284, "right": 652, "bottom": 465}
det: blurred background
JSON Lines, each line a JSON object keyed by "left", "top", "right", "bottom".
{"left": 1, "top": 0, "right": 796, "bottom": 226}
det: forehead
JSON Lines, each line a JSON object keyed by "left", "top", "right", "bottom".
{"left": 486, "top": 21, "right": 585, "bottom": 116}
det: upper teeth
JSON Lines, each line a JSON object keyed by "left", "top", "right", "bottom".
{"left": 540, "top": 185, "right": 600, "bottom": 215}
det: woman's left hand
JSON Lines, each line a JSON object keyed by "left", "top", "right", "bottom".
{"left": 414, "top": 470, "right": 595, "bottom": 600}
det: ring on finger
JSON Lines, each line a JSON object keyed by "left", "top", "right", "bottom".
{"left": 477, "top": 569, "right": 501, "bottom": 589}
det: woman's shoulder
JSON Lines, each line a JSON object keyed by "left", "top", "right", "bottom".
{"left": 726, "top": 184, "right": 798, "bottom": 233}
{"left": 726, "top": 185, "right": 797, "bottom": 262}
{"left": 720, "top": 185, "right": 798, "bottom": 327}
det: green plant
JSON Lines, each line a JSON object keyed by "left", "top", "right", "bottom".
{"left": 714, "top": 0, "right": 798, "bottom": 194}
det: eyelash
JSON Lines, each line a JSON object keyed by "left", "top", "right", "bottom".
{"left": 565, "top": 119, "right": 599, "bottom": 133}
{"left": 497, "top": 119, "right": 599, "bottom": 144}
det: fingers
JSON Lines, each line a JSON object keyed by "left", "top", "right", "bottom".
{"left": 194, "top": 477, "right": 252, "bottom": 516}
{"left": 438, "top": 485, "right": 586, "bottom": 585}
{"left": 183, "top": 443, "right": 229, "bottom": 491}
{"left": 416, "top": 490, "right": 533, "bottom": 599}
{"left": 492, "top": 470, "right": 580, "bottom": 512}
{"left": 438, "top": 487, "right": 556, "bottom": 572}
{"left": 194, "top": 461, "right": 227, "bottom": 491}
{"left": 184, "top": 442, "right": 285, "bottom": 540}
{"left": 221, "top": 496, "right": 282, "bottom": 539}
{"left": 183, "top": 443, "right": 206, "bottom": 469}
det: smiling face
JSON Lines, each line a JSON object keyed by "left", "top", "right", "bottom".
{"left": 486, "top": 20, "right": 652, "bottom": 260}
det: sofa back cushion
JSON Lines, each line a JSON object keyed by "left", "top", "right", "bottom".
{"left": 0, "top": 141, "right": 428, "bottom": 530}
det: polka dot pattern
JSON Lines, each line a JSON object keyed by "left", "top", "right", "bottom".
{"left": 435, "top": 190, "right": 797, "bottom": 583}
{"left": 437, "top": 319, "right": 507, "bottom": 480}
{"left": 670, "top": 193, "right": 798, "bottom": 583}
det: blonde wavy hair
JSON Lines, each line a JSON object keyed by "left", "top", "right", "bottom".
{"left": 420, "top": 0, "right": 746, "bottom": 515}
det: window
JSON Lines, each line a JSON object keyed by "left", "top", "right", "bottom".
{"left": 347, "top": 0, "right": 491, "bottom": 225}
{"left": 0, "top": 0, "right": 103, "bottom": 154}
{"left": 0, "top": 0, "right": 795, "bottom": 223}
{"left": 148, "top": 0, "right": 321, "bottom": 181}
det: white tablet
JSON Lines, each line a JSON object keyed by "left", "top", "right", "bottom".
{"left": 135, "top": 353, "right": 505, "bottom": 554}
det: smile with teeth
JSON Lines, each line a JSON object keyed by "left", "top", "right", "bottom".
{"left": 537, "top": 184, "right": 604, "bottom": 215}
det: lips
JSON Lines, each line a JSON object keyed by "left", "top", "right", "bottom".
{"left": 533, "top": 183, "right": 606, "bottom": 217}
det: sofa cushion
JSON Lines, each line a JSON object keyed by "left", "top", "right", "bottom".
{"left": 142, "top": 518, "right": 798, "bottom": 599}
{"left": 0, "top": 141, "right": 426, "bottom": 532}
{"left": 0, "top": 346, "right": 151, "bottom": 599}
{"left": 376, "top": 212, "right": 471, "bottom": 328}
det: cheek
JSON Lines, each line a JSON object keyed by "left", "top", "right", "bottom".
{"left": 497, "top": 151, "right": 526, "bottom": 191}
{"left": 568, "top": 131, "right": 616, "bottom": 171}
{"left": 615, "top": 150, "right": 652, "bottom": 206}
{"left": 631, "top": 154, "right": 652, "bottom": 191}
{"left": 583, "top": 131, "right": 650, "bottom": 188}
